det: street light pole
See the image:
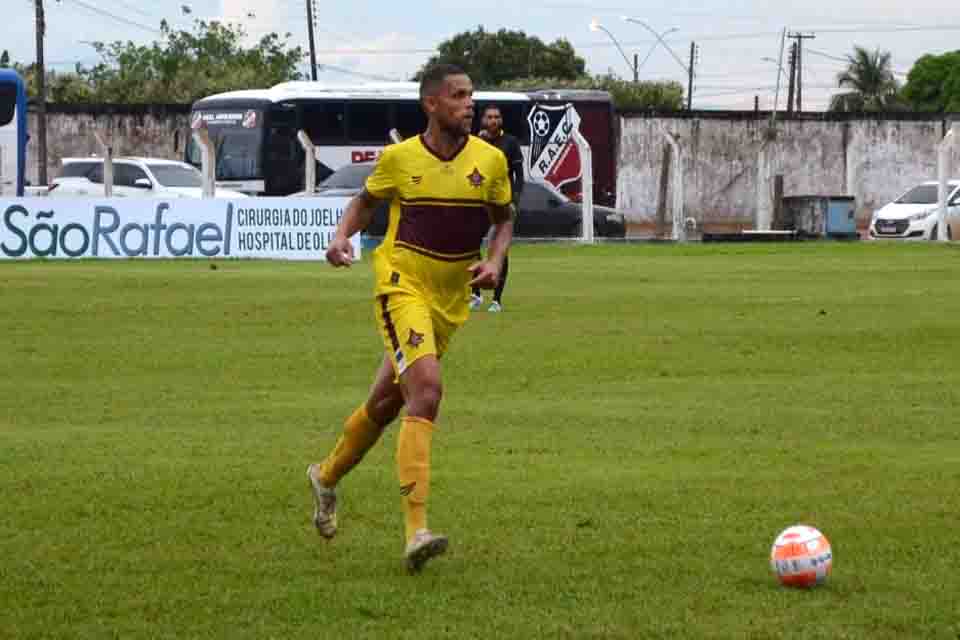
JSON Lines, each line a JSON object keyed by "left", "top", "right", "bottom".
{"left": 34, "top": 0, "right": 48, "bottom": 186}
{"left": 589, "top": 19, "right": 637, "bottom": 82}
{"left": 635, "top": 26, "right": 679, "bottom": 72}
{"left": 622, "top": 17, "right": 688, "bottom": 73}
{"left": 305, "top": 0, "right": 318, "bottom": 80}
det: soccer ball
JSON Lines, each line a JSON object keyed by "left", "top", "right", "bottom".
{"left": 770, "top": 525, "right": 832, "bottom": 588}
{"left": 532, "top": 111, "right": 551, "bottom": 137}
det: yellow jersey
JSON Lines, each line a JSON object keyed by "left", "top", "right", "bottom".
{"left": 366, "top": 134, "right": 512, "bottom": 325}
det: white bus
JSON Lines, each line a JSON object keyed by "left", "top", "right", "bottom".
{"left": 186, "top": 81, "right": 617, "bottom": 206}
{"left": 0, "top": 69, "right": 28, "bottom": 197}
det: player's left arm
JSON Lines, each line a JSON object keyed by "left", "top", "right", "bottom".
{"left": 468, "top": 155, "right": 514, "bottom": 288}
{"left": 468, "top": 206, "right": 512, "bottom": 289}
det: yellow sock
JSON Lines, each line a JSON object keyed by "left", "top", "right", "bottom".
{"left": 396, "top": 416, "right": 434, "bottom": 543}
{"left": 317, "top": 405, "right": 384, "bottom": 488}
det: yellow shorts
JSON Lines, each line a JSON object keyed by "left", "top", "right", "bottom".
{"left": 375, "top": 292, "right": 459, "bottom": 377}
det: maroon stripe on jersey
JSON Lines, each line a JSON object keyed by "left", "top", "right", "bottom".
{"left": 397, "top": 203, "right": 491, "bottom": 257}
{"left": 395, "top": 242, "right": 482, "bottom": 263}
{"left": 401, "top": 197, "right": 486, "bottom": 205}
{"left": 379, "top": 295, "right": 400, "bottom": 352}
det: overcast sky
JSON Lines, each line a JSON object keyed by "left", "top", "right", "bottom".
{"left": 5, "top": 0, "right": 960, "bottom": 109}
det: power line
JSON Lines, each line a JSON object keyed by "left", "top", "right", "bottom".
{"left": 803, "top": 48, "right": 848, "bottom": 63}
{"left": 804, "top": 47, "right": 911, "bottom": 77}
{"left": 812, "top": 24, "right": 960, "bottom": 34}
{"left": 314, "top": 63, "right": 398, "bottom": 82}
{"left": 95, "top": 0, "right": 163, "bottom": 21}
{"left": 59, "top": 0, "right": 162, "bottom": 34}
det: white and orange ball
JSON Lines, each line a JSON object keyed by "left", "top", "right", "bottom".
{"left": 770, "top": 525, "right": 833, "bottom": 588}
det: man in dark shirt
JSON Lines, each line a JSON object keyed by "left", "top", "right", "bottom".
{"left": 470, "top": 104, "right": 524, "bottom": 313}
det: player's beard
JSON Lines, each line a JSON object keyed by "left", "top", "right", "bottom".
{"left": 439, "top": 112, "right": 471, "bottom": 141}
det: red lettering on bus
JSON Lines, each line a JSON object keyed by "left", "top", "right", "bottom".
{"left": 351, "top": 150, "right": 381, "bottom": 163}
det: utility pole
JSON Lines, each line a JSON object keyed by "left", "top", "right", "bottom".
{"left": 786, "top": 42, "right": 797, "bottom": 115}
{"left": 34, "top": 0, "right": 48, "bottom": 186}
{"left": 305, "top": 0, "right": 318, "bottom": 81}
{"left": 633, "top": 53, "right": 638, "bottom": 83}
{"left": 687, "top": 42, "right": 698, "bottom": 111}
{"left": 787, "top": 32, "right": 815, "bottom": 113}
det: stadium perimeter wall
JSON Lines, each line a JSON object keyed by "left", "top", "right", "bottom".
{"left": 26, "top": 106, "right": 960, "bottom": 234}
{"left": 618, "top": 112, "right": 960, "bottom": 233}
{"left": 26, "top": 105, "right": 189, "bottom": 186}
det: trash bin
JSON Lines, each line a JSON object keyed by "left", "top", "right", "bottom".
{"left": 781, "top": 195, "right": 858, "bottom": 239}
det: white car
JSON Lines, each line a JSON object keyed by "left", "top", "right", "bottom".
{"left": 49, "top": 157, "right": 248, "bottom": 198}
{"left": 869, "top": 180, "right": 960, "bottom": 240}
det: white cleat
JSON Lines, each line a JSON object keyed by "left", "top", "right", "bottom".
{"left": 469, "top": 294, "right": 484, "bottom": 311}
{"left": 404, "top": 528, "right": 449, "bottom": 574}
{"left": 306, "top": 464, "right": 337, "bottom": 539}
{"left": 487, "top": 301, "right": 502, "bottom": 313}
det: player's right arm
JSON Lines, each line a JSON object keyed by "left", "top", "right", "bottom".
{"left": 326, "top": 148, "right": 397, "bottom": 267}
{"left": 326, "top": 190, "right": 383, "bottom": 267}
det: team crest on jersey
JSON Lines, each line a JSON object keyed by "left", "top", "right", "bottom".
{"left": 407, "top": 328, "right": 424, "bottom": 348}
{"left": 527, "top": 103, "right": 583, "bottom": 189}
{"left": 467, "top": 167, "right": 485, "bottom": 188}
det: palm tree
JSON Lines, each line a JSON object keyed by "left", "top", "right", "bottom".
{"left": 829, "top": 46, "right": 900, "bottom": 112}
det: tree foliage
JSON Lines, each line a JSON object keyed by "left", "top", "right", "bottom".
{"left": 81, "top": 20, "right": 303, "bottom": 103}
{"left": 498, "top": 74, "right": 684, "bottom": 112}
{"left": 5, "top": 21, "right": 303, "bottom": 104}
{"left": 828, "top": 46, "right": 901, "bottom": 112}
{"left": 901, "top": 50, "right": 960, "bottom": 112}
{"left": 416, "top": 27, "right": 586, "bottom": 86}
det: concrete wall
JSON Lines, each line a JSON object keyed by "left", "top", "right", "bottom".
{"left": 25, "top": 106, "right": 960, "bottom": 232}
{"left": 26, "top": 105, "right": 190, "bottom": 185}
{"left": 617, "top": 113, "right": 960, "bottom": 230}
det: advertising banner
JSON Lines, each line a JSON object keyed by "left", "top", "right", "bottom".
{"left": 0, "top": 197, "right": 359, "bottom": 260}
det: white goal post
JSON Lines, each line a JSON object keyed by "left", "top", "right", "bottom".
{"left": 573, "top": 130, "right": 594, "bottom": 244}
{"left": 936, "top": 122, "right": 957, "bottom": 242}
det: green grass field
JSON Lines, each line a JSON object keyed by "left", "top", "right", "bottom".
{"left": 2, "top": 242, "right": 959, "bottom": 639}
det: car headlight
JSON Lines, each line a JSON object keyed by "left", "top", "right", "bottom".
{"left": 907, "top": 209, "right": 937, "bottom": 221}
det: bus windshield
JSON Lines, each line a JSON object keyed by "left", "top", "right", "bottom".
{"left": 0, "top": 83, "right": 15, "bottom": 126}
{"left": 186, "top": 109, "right": 264, "bottom": 181}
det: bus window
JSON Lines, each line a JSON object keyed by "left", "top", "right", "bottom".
{"left": 501, "top": 103, "right": 529, "bottom": 144}
{"left": 394, "top": 101, "right": 426, "bottom": 140}
{"left": 347, "top": 102, "right": 392, "bottom": 144}
{"left": 473, "top": 103, "right": 529, "bottom": 145}
{"left": 302, "top": 102, "right": 346, "bottom": 144}
{"left": 265, "top": 121, "right": 302, "bottom": 194}
{"left": 270, "top": 106, "right": 297, "bottom": 129}
{"left": 0, "top": 83, "right": 15, "bottom": 126}
{"left": 217, "top": 129, "right": 262, "bottom": 180}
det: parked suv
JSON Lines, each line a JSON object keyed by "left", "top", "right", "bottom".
{"left": 50, "top": 157, "right": 248, "bottom": 198}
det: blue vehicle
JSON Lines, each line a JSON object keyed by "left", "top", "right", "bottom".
{"left": 0, "top": 69, "right": 28, "bottom": 197}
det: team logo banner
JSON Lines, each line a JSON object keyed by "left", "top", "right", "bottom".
{"left": 0, "top": 197, "right": 359, "bottom": 260}
{"left": 527, "top": 103, "right": 583, "bottom": 189}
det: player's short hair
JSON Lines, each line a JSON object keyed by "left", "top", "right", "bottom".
{"left": 419, "top": 64, "right": 466, "bottom": 101}
{"left": 482, "top": 104, "right": 502, "bottom": 117}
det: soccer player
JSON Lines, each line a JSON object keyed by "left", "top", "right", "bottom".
{"left": 307, "top": 64, "right": 513, "bottom": 574}
{"left": 469, "top": 104, "right": 524, "bottom": 313}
